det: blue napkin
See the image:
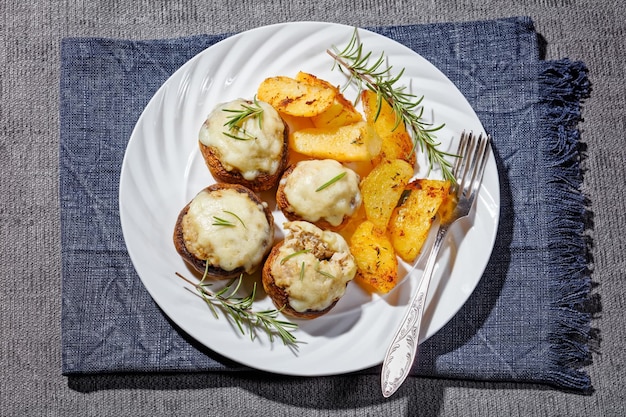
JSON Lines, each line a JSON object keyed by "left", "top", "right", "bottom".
{"left": 60, "top": 16, "right": 592, "bottom": 392}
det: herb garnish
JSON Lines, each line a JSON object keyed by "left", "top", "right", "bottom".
{"left": 327, "top": 29, "right": 457, "bottom": 182}
{"left": 316, "top": 269, "right": 336, "bottom": 280}
{"left": 224, "top": 210, "right": 246, "bottom": 228}
{"left": 280, "top": 249, "right": 312, "bottom": 264}
{"left": 212, "top": 211, "right": 246, "bottom": 228}
{"left": 299, "top": 262, "right": 306, "bottom": 281}
{"left": 222, "top": 126, "right": 255, "bottom": 141}
{"left": 316, "top": 172, "right": 347, "bottom": 192}
{"left": 222, "top": 96, "right": 264, "bottom": 140}
{"left": 212, "top": 216, "right": 235, "bottom": 227}
{"left": 176, "top": 268, "right": 298, "bottom": 346}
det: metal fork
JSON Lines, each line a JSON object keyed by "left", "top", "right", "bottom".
{"left": 381, "top": 131, "right": 492, "bottom": 398}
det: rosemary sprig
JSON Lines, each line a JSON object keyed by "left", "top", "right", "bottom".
{"left": 327, "top": 29, "right": 457, "bottom": 182}
{"left": 176, "top": 269, "right": 298, "bottom": 346}
{"left": 222, "top": 96, "right": 264, "bottom": 140}
{"left": 316, "top": 172, "right": 347, "bottom": 192}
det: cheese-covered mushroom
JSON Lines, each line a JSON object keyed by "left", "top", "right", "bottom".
{"left": 199, "top": 98, "right": 288, "bottom": 191}
{"left": 173, "top": 183, "right": 274, "bottom": 278}
{"left": 276, "top": 159, "right": 361, "bottom": 230}
{"left": 262, "top": 221, "right": 357, "bottom": 318}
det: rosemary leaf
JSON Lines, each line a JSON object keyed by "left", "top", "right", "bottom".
{"left": 280, "top": 249, "right": 311, "bottom": 264}
{"left": 223, "top": 127, "right": 255, "bottom": 141}
{"left": 212, "top": 211, "right": 246, "bottom": 229}
{"left": 212, "top": 216, "right": 235, "bottom": 227}
{"left": 299, "top": 262, "right": 306, "bottom": 281}
{"left": 316, "top": 171, "right": 347, "bottom": 192}
{"left": 316, "top": 269, "right": 336, "bottom": 280}
{"left": 223, "top": 210, "right": 247, "bottom": 229}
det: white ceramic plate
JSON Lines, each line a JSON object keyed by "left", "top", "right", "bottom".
{"left": 119, "top": 22, "right": 500, "bottom": 376}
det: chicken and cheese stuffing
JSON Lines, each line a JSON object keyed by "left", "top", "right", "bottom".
{"left": 268, "top": 221, "right": 357, "bottom": 313}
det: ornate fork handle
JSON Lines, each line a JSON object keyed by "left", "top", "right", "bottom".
{"left": 381, "top": 221, "right": 451, "bottom": 398}
{"left": 380, "top": 131, "right": 491, "bottom": 398}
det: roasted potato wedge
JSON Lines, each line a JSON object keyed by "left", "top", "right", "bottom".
{"left": 295, "top": 72, "right": 363, "bottom": 128}
{"left": 294, "top": 71, "right": 336, "bottom": 89}
{"left": 279, "top": 113, "right": 315, "bottom": 133}
{"left": 389, "top": 179, "right": 450, "bottom": 262}
{"left": 350, "top": 220, "right": 398, "bottom": 293}
{"left": 311, "top": 93, "right": 363, "bottom": 128}
{"left": 257, "top": 75, "right": 336, "bottom": 117}
{"left": 360, "top": 158, "right": 414, "bottom": 230}
{"left": 289, "top": 120, "right": 381, "bottom": 162}
{"left": 361, "top": 90, "right": 416, "bottom": 166}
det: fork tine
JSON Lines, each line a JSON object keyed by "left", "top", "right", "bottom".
{"left": 467, "top": 133, "right": 491, "bottom": 201}
{"left": 455, "top": 131, "right": 491, "bottom": 201}
{"left": 468, "top": 134, "right": 491, "bottom": 200}
{"left": 452, "top": 131, "right": 469, "bottom": 180}
{"left": 457, "top": 131, "right": 478, "bottom": 197}
{"left": 453, "top": 131, "right": 472, "bottom": 194}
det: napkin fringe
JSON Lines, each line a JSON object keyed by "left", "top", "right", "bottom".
{"left": 539, "top": 59, "right": 592, "bottom": 392}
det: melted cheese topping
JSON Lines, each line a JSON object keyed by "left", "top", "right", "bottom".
{"left": 270, "top": 221, "right": 357, "bottom": 313}
{"left": 282, "top": 159, "right": 361, "bottom": 226}
{"left": 199, "top": 99, "right": 285, "bottom": 180}
{"left": 182, "top": 188, "right": 272, "bottom": 273}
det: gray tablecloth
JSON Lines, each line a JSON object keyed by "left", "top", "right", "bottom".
{"left": 60, "top": 16, "right": 591, "bottom": 391}
{"left": 4, "top": 1, "right": 624, "bottom": 415}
